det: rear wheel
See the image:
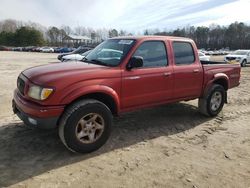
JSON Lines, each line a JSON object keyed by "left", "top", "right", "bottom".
{"left": 198, "top": 84, "right": 225, "bottom": 117}
{"left": 59, "top": 99, "right": 112, "bottom": 153}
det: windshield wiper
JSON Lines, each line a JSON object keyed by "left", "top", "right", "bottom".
{"left": 81, "top": 57, "right": 110, "bottom": 66}
{"left": 81, "top": 57, "right": 90, "bottom": 62}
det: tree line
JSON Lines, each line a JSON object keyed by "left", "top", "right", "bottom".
{"left": 1, "top": 19, "right": 250, "bottom": 50}
{"left": 0, "top": 27, "right": 45, "bottom": 46}
{"left": 151, "top": 22, "right": 250, "bottom": 50}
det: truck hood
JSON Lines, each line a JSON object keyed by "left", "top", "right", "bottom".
{"left": 22, "top": 61, "right": 109, "bottom": 85}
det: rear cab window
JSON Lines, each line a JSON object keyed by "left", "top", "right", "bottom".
{"left": 173, "top": 41, "right": 195, "bottom": 65}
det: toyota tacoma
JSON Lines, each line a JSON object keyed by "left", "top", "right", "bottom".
{"left": 13, "top": 36, "right": 241, "bottom": 153}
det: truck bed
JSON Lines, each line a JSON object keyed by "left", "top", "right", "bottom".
{"left": 201, "top": 61, "right": 241, "bottom": 89}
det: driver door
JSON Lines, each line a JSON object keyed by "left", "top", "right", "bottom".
{"left": 121, "top": 41, "right": 173, "bottom": 109}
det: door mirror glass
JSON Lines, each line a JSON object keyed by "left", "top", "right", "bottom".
{"left": 127, "top": 56, "right": 143, "bottom": 70}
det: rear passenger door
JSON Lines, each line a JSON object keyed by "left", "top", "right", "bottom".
{"left": 172, "top": 41, "right": 203, "bottom": 99}
{"left": 122, "top": 41, "right": 173, "bottom": 109}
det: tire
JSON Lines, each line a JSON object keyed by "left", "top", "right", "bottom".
{"left": 241, "top": 60, "right": 247, "bottom": 67}
{"left": 198, "top": 84, "right": 225, "bottom": 117}
{"left": 59, "top": 99, "right": 113, "bottom": 153}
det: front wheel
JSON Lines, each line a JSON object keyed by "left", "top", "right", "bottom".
{"left": 198, "top": 84, "right": 225, "bottom": 117}
{"left": 59, "top": 99, "right": 112, "bottom": 153}
{"left": 241, "top": 60, "right": 247, "bottom": 67}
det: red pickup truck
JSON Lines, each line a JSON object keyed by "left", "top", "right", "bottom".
{"left": 13, "top": 36, "right": 241, "bottom": 153}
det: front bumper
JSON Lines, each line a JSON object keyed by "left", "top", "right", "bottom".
{"left": 225, "top": 58, "right": 242, "bottom": 64}
{"left": 13, "top": 100, "right": 58, "bottom": 129}
{"left": 13, "top": 90, "right": 65, "bottom": 129}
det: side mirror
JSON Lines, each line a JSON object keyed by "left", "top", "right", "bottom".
{"left": 127, "top": 56, "right": 143, "bottom": 70}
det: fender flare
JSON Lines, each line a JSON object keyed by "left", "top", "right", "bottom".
{"left": 203, "top": 73, "right": 229, "bottom": 97}
{"left": 61, "top": 85, "right": 120, "bottom": 112}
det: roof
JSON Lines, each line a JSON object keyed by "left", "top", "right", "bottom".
{"left": 109, "top": 36, "right": 193, "bottom": 43}
{"left": 111, "top": 35, "right": 189, "bottom": 40}
{"left": 64, "top": 34, "right": 91, "bottom": 40}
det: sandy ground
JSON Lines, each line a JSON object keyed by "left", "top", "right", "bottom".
{"left": 0, "top": 51, "right": 250, "bottom": 188}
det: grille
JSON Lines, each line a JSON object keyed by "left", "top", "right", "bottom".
{"left": 17, "top": 77, "right": 25, "bottom": 95}
{"left": 226, "top": 57, "right": 236, "bottom": 61}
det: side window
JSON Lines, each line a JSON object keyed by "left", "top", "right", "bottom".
{"left": 173, "top": 42, "right": 195, "bottom": 65}
{"left": 133, "top": 41, "right": 168, "bottom": 67}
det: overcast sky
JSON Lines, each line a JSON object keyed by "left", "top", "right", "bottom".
{"left": 0, "top": 0, "right": 250, "bottom": 31}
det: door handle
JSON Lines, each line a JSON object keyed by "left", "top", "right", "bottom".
{"left": 126, "top": 76, "right": 140, "bottom": 80}
{"left": 163, "top": 72, "right": 171, "bottom": 77}
{"left": 193, "top": 69, "right": 199, "bottom": 73}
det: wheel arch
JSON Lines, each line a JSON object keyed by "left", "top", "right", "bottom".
{"left": 213, "top": 78, "right": 228, "bottom": 91}
{"left": 61, "top": 85, "right": 120, "bottom": 115}
{"left": 203, "top": 73, "right": 229, "bottom": 98}
{"left": 70, "top": 92, "right": 118, "bottom": 115}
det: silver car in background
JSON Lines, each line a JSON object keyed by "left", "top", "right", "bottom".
{"left": 61, "top": 50, "right": 92, "bottom": 62}
{"left": 198, "top": 52, "right": 210, "bottom": 61}
{"left": 224, "top": 50, "right": 250, "bottom": 67}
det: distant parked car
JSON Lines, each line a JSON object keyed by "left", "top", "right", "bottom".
{"left": 61, "top": 50, "right": 92, "bottom": 62}
{"left": 213, "top": 51, "right": 220, "bottom": 55}
{"left": 23, "top": 46, "right": 36, "bottom": 52}
{"left": 58, "top": 46, "right": 93, "bottom": 61}
{"left": 40, "top": 47, "right": 54, "bottom": 53}
{"left": 224, "top": 50, "right": 250, "bottom": 67}
{"left": 0, "top": 46, "right": 10, "bottom": 51}
{"left": 35, "top": 47, "right": 41, "bottom": 52}
{"left": 205, "top": 51, "right": 214, "bottom": 55}
{"left": 56, "top": 47, "right": 74, "bottom": 53}
{"left": 198, "top": 52, "right": 210, "bottom": 61}
{"left": 53, "top": 47, "right": 62, "bottom": 53}
{"left": 12, "top": 47, "right": 23, "bottom": 51}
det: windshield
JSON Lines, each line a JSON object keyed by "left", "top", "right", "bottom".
{"left": 81, "top": 50, "right": 92, "bottom": 56}
{"left": 84, "top": 39, "right": 136, "bottom": 66}
{"left": 233, "top": 50, "right": 248, "bottom": 55}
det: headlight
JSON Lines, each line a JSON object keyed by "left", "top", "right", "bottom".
{"left": 28, "top": 85, "right": 53, "bottom": 100}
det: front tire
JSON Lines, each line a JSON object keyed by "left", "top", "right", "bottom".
{"left": 59, "top": 99, "right": 112, "bottom": 153}
{"left": 198, "top": 84, "right": 225, "bottom": 117}
{"left": 241, "top": 60, "right": 247, "bottom": 67}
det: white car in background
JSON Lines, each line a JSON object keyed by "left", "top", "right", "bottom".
{"left": 61, "top": 50, "right": 91, "bottom": 62}
{"left": 224, "top": 50, "right": 250, "bottom": 67}
{"left": 198, "top": 52, "right": 210, "bottom": 61}
{"left": 40, "top": 47, "right": 54, "bottom": 53}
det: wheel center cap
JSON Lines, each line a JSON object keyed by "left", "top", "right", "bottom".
{"left": 86, "top": 122, "right": 93, "bottom": 129}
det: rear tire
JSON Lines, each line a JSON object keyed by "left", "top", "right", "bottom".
{"left": 198, "top": 84, "right": 225, "bottom": 117}
{"left": 59, "top": 99, "right": 112, "bottom": 153}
